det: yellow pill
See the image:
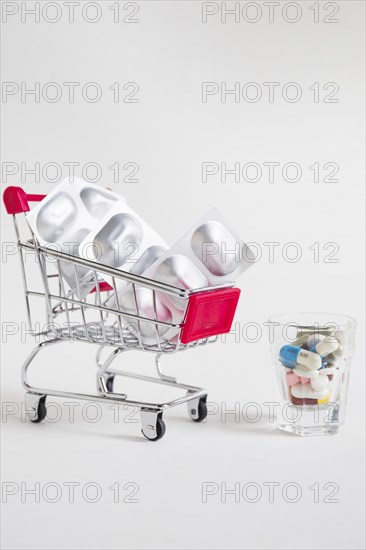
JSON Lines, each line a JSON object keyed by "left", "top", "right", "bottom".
{"left": 318, "top": 392, "right": 330, "bottom": 404}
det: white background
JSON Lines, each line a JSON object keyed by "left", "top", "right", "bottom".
{"left": 1, "top": 1, "right": 365, "bottom": 549}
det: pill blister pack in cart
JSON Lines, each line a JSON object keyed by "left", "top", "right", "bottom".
{"left": 26, "top": 178, "right": 168, "bottom": 299}
{"left": 114, "top": 209, "right": 256, "bottom": 344}
{"left": 26, "top": 179, "right": 254, "bottom": 345}
{"left": 279, "top": 330, "right": 344, "bottom": 405}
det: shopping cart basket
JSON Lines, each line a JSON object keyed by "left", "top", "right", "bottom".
{"left": 3, "top": 186, "right": 241, "bottom": 440}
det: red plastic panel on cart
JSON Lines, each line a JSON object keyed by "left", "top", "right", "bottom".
{"left": 180, "top": 287, "right": 241, "bottom": 344}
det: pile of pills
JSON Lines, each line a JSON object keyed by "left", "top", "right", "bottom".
{"left": 279, "top": 332, "right": 343, "bottom": 405}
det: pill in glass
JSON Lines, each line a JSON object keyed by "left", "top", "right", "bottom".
{"left": 279, "top": 345, "right": 322, "bottom": 371}
{"left": 293, "top": 365, "right": 319, "bottom": 379}
{"left": 290, "top": 383, "right": 327, "bottom": 401}
{"left": 310, "top": 374, "right": 330, "bottom": 392}
{"left": 309, "top": 336, "right": 339, "bottom": 357}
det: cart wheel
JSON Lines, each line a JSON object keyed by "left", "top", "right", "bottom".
{"left": 188, "top": 395, "right": 208, "bottom": 422}
{"left": 32, "top": 398, "right": 47, "bottom": 423}
{"left": 26, "top": 395, "right": 47, "bottom": 423}
{"left": 141, "top": 412, "right": 166, "bottom": 441}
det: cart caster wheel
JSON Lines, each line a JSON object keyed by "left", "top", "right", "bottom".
{"left": 32, "top": 399, "right": 47, "bottom": 423}
{"left": 188, "top": 395, "right": 208, "bottom": 422}
{"left": 140, "top": 411, "right": 166, "bottom": 441}
{"left": 25, "top": 393, "right": 47, "bottom": 423}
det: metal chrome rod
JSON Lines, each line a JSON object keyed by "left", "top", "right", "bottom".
{"left": 105, "top": 367, "right": 205, "bottom": 392}
{"left": 26, "top": 291, "right": 182, "bottom": 328}
{"left": 20, "top": 242, "right": 190, "bottom": 297}
{"left": 20, "top": 241, "right": 234, "bottom": 297}
{"left": 24, "top": 387, "right": 206, "bottom": 412}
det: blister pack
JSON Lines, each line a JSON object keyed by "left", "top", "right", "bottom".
{"left": 26, "top": 178, "right": 167, "bottom": 298}
{"left": 143, "top": 208, "right": 255, "bottom": 292}
{"left": 26, "top": 178, "right": 125, "bottom": 296}
{"left": 114, "top": 208, "right": 254, "bottom": 345}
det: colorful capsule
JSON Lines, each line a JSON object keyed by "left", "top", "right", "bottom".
{"left": 308, "top": 334, "right": 339, "bottom": 357}
{"left": 279, "top": 345, "right": 322, "bottom": 371}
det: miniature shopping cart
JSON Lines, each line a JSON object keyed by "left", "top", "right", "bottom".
{"left": 3, "top": 186, "right": 241, "bottom": 440}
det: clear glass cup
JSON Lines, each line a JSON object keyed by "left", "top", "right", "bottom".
{"left": 268, "top": 313, "right": 357, "bottom": 436}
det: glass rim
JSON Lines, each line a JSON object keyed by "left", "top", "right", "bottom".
{"left": 267, "top": 312, "right": 357, "bottom": 330}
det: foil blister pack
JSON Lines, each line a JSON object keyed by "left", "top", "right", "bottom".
{"left": 142, "top": 208, "right": 255, "bottom": 299}
{"left": 27, "top": 180, "right": 252, "bottom": 346}
{"left": 113, "top": 209, "right": 255, "bottom": 345}
{"left": 26, "top": 178, "right": 167, "bottom": 298}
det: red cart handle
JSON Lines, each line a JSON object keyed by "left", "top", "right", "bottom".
{"left": 3, "top": 186, "right": 46, "bottom": 214}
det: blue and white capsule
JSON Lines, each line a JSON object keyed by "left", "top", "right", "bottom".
{"left": 307, "top": 334, "right": 339, "bottom": 357}
{"left": 279, "top": 345, "right": 322, "bottom": 371}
